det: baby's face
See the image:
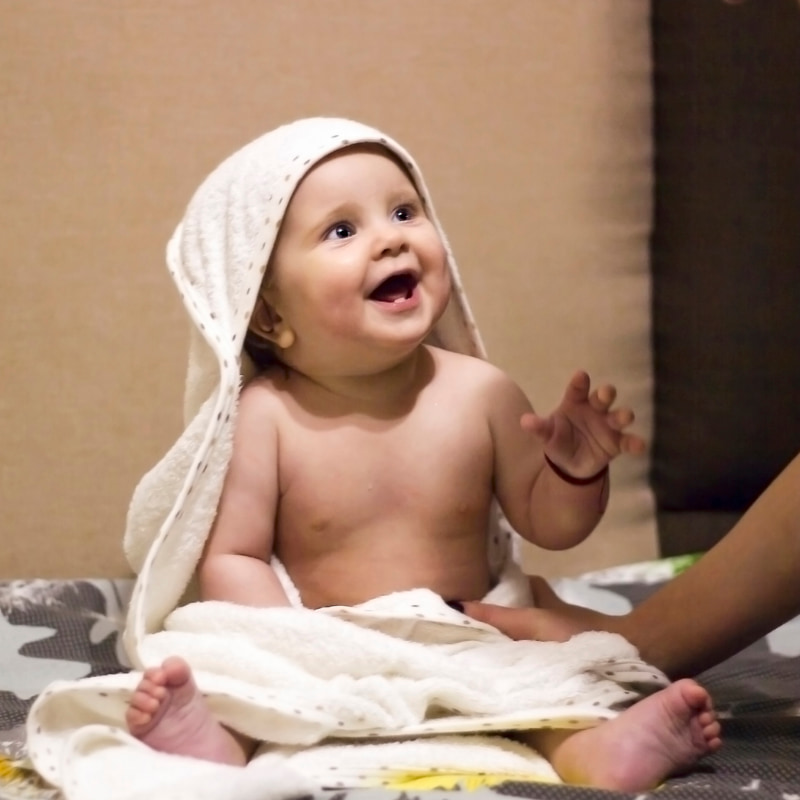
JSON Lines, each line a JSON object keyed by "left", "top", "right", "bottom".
{"left": 263, "top": 145, "right": 451, "bottom": 376}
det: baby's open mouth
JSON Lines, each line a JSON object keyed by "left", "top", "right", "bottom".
{"left": 369, "top": 272, "right": 418, "bottom": 303}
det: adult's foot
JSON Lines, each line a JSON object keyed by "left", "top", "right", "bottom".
{"left": 126, "top": 656, "right": 250, "bottom": 765}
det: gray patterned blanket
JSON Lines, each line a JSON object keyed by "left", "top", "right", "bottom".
{"left": 2, "top": 565, "right": 799, "bottom": 800}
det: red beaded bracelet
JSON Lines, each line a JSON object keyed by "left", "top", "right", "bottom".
{"left": 544, "top": 454, "right": 609, "bottom": 486}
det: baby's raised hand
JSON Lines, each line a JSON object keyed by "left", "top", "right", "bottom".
{"left": 520, "top": 370, "right": 645, "bottom": 479}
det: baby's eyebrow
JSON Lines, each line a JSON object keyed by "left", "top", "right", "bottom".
{"left": 388, "top": 190, "right": 424, "bottom": 208}
{"left": 313, "top": 202, "right": 358, "bottom": 232}
{"left": 322, "top": 200, "right": 356, "bottom": 218}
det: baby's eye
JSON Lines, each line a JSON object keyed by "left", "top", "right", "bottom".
{"left": 324, "top": 222, "right": 355, "bottom": 241}
{"left": 392, "top": 204, "right": 417, "bottom": 223}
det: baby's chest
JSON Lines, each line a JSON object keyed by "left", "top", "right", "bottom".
{"left": 279, "top": 416, "right": 493, "bottom": 516}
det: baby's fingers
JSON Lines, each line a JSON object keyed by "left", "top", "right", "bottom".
{"left": 606, "top": 406, "right": 635, "bottom": 430}
{"left": 563, "top": 370, "right": 592, "bottom": 404}
{"left": 589, "top": 383, "right": 617, "bottom": 413}
{"left": 520, "top": 412, "right": 553, "bottom": 441}
{"left": 620, "top": 431, "right": 647, "bottom": 456}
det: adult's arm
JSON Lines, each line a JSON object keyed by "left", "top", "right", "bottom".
{"left": 465, "top": 451, "right": 800, "bottom": 678}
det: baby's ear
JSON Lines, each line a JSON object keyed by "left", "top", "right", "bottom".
{"left": 249, "top": 295, "right": 295, "bottom": 350}
{"left": 250, "top": 294, "right": 281, "bottom": 338}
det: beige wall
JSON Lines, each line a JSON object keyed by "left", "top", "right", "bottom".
{"left": 1, "top": 1, "right": 656, "bottom": 578}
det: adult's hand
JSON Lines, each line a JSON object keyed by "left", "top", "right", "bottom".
{"left": 462, "top": 575, "right": 623, "bottom": 642}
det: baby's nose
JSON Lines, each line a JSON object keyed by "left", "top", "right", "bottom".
{"left": 374, "top": 223, "right": 406, "bottom": 257}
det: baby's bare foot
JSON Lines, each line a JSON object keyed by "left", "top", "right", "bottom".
{"left": 126, "top": 656, "right": 250, "bottom": 765}
{"left": 546, "top": 678, "right": 721, "bottom": 791}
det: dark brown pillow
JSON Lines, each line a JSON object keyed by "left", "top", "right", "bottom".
{"left": 651, "top": 0, "right": 800, "bottom": 552}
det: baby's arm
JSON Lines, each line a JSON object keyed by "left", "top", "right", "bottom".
{"left": 198, "top": 381, "right": 292, "bottom": 607}
{"left": 489, "top": 369, "right": 643, "bottom": 550}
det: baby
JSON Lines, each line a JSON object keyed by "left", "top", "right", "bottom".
{"left": 126, "top": 121, "right": 720, "bottom": 791}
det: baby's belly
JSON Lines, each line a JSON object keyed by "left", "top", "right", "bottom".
{"left": 278, "top": 526, "right": 492, "bottom": 609}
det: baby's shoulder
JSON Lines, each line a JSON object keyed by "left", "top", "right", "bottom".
{"left": 238, "top": 370, "right": 293, "bottom": 416}
{"left": 428, "top": 346, "right": 515, "bottom": 392}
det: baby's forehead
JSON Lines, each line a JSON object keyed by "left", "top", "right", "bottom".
{"left": 309, "top": 142, "right": 417, "bottom": 183}
{"left": 282, "top": 143, "right": 422, "bottom": 215}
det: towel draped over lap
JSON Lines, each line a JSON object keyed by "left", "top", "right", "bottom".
{"left": 26, "top": 118, "right": 668, "bottom": 800}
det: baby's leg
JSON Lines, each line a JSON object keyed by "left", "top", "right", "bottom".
{"left": 528, "top": 679, "right": 721, "bottom": 792}
{"left": 126, "top": 656, "right": 254, "bottom": 765}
